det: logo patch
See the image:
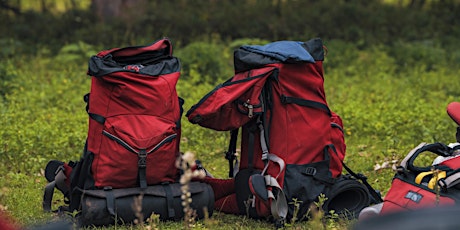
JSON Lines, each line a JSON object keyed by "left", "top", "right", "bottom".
{"left": 124, "top": 64, "right": 144, "bottom": 72}
{"left": 405, "top": 191, "right": 423, "bottom": 203}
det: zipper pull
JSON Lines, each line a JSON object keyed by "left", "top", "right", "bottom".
{"left": 245, "top": 99, "right": 254, "bottom": 118}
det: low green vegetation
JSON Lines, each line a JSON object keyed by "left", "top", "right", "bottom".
{"left": 1, "top": 37, "right": 459, "bottom": 229}
{"left": 1, "top": 1, "right": 460, "bottom": 229}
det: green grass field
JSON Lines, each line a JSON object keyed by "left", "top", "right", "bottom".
{"left": 1, "top": 39, "right": 460, "bottom": 229}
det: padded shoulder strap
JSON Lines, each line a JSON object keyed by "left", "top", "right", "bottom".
{"left": 400, "top": 142, "right": 428, "bottom": 170}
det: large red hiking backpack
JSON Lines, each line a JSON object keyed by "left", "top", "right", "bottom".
{"left": 187, "top": 38, "right": 381, "bottom": 224}
{"left": 85, "top": 38, "right": 182, "bottom": 188}
{"left": 43, "top": 39, "right": 214, "bottom": 226}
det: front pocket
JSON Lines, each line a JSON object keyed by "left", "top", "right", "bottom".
{"left": 382, "top": 176, "right": 455, "bottom": 214}
{"left": 283, "top": 160, "right": 332, "bottom": 220}
{"left": 92, "top": 115, "right": 179, "bottom": 188}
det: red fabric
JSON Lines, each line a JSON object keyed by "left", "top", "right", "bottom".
{"left": 439, "top": 155, "right": 460, "bottom": 169}
{"left": 0, "top": 212, "right": 20, "bottom": 230}
{"left": 200, "top": 177, "right": 235, "bottom": 200}
{"left": 447, "top": 102, "right": 460, "bottom": 126}
{"left": 187, "top": 66, "right": 276, "bottom": 131}
{"left": 97, "top": 39, "right": 171, "bottom": 58}
{"left": 63, "top": 163, "right": 73, "bottom": 187}
{"left": 215, "top": 194, "right": 240, "bottom": 214}
{"left": 186, "top": 39, "right": 344, "bottom": 219}
{"left": 239, "top": 61, "right": 333, "bottom": 187}
{"left": 330, "top": 112, "right": 346, "bottom": 177}
{"left": 198, "top": 178, "right": 241, "bottom": 214}
{"left": 381, "top": 177, "right": 455, "bottom": 214}
{"left": 87, "top": 39, "right": 182, "bottom": 188}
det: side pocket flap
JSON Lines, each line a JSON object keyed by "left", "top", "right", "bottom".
{"left": 186, "top": 66, "right": 276, "bottom": 131}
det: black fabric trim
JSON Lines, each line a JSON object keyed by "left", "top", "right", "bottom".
{"left": 226, "top": 129, "right": 239, "bottom": 178}
{"left": 234, "top": 49, "right": 279, "bottom": 73}
{"left": 102, "top": 131, "right": 137, "bottom": 154}
{"left": 281, "top": 95, "right": 331, "bottom": 116}
{"left": 88, "top": 56, "right": 180, "bottom": 77}
{"left": 301, "top": 38, "right": 324, "bottom": 61}
{"left": 406, "top": 142, "right": 453, "bottom": 173}
{"left": 138, "top": 149, "right": 147, "bottom": 189}
{"left": 247, "top": 122, "right": 257, "bottom": 169}
{"left": 89, "top": 113, "right": 105, "bottom": 124}
{"left": 342, "top": 162, "right": 383, "bottom": 203}
{"left": 162, "top": 183, "right": 176, "bottom": 219}
{"left": 104, "top": 187, "right": 116, "bottom": 216}
{"left": 331, "top": 122, "right": 344, "bottom": 132}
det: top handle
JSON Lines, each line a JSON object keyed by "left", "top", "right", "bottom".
{"left": 402, "top": 142, "right": 453, "bottom": 173}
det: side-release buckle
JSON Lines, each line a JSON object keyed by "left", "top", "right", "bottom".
{"left": 138, "top": 149, "right": 147, "bottom": 168}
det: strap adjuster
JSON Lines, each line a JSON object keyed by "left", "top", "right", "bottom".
{"left": 304, "top": 167, "right": 317, "bottom": 176}
{"left": 138, "top": 149, "right": 147, "bottom": 168}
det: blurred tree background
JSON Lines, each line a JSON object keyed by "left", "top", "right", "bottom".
{"left": 1, "top": 0, "right": 460, "bottom": 55}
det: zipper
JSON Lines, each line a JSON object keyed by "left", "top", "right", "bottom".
{"left": 102, "top": 130, "right": 177, "bottom": 155}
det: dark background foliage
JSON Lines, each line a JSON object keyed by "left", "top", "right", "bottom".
{"left": 1, "top": 0, "right": 460, "bottom": 54}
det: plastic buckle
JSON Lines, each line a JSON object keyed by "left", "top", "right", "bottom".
{"left": 54, "top": 165, "right": 65, "bottom": 175}
{"left": 138, "top": 150, "right": 147, "bottom": 168}
{"left": 225, "top": 151, "right": 236, "bottom": 160}
{"left": 438, "top": 178, "right": 448, "bottom": 192}
{"left": 304, "top": 167, "right": 317, "bottom": 176}
{"left": 262, "top": 153, "right": 269, "bottom": 161}
{"left": 280, "top": 95, "right": 287, "bottom": 104}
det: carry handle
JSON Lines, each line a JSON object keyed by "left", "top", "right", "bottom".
{"left": 97, "top": 38, "right": 172, "bottom": 58}
{"left": 403, "top": 142, "right": 453, "bottom": 173}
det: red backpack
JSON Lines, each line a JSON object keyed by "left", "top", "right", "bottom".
{"left": 85, "top": 38, "right": 182, "bottom": 189}
{"left": 359, "top": 102, "right": 460, "bottom": 219}
{"left": 43, "top": 39, "right": 215, "bottom": 226}
{"left": 187, "top": 38, "right": 381, "bottom": 224}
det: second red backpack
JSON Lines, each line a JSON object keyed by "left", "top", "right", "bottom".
{"left": 187, "top": 38, "right": 381, "bottom": 224}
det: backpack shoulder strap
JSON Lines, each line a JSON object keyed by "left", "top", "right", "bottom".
{"left": 342, "top": 162, "right": 383, "bottom": 203}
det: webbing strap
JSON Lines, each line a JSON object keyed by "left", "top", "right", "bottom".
{"left": 226, "top": 129, "right": 239, "bottom": 178}
{"left": 104, "top": 187, "right": 116, "bottom": 216}
{"left": 323, "top": 142, "right": 383, "bottom": 203}
{"left": 43, "top": 167, "right": 68, "bottom": 212}
{"left": 261, "top": 153, "right": 285, "bottom": 179}
{"left": 138, "top": 149, "right": 147, "bottom": 189}
{"left": 89, "top": 113, "right": 106, "bottom": 124}
{"left": 248, "top": 126, "right": 256, "bottom": 169}
{"left": 43, "top": 181, "right": 56, "bottom": 212}
{"left": 342, "top": 162, "right": 383, "bottom": 203}
{"left": 54, "top": 169, "right": 69, "bottom": 196}
{"left": 264, "top": 175, "right": 288, "bottom": 220}
{"left": 280, "top": 95, "right": 331, "bottom": 116}
{"left": 84, "top": 93, "right": 105, "bottom": 124}
{"left": 415, "top": 171, "right": 447, "bottom": 189}
{"left": 258, "top": 118, "right": 269, "bottom": 163}
{"left": 163, "top": 184, "right": 176, "bottom": 218}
